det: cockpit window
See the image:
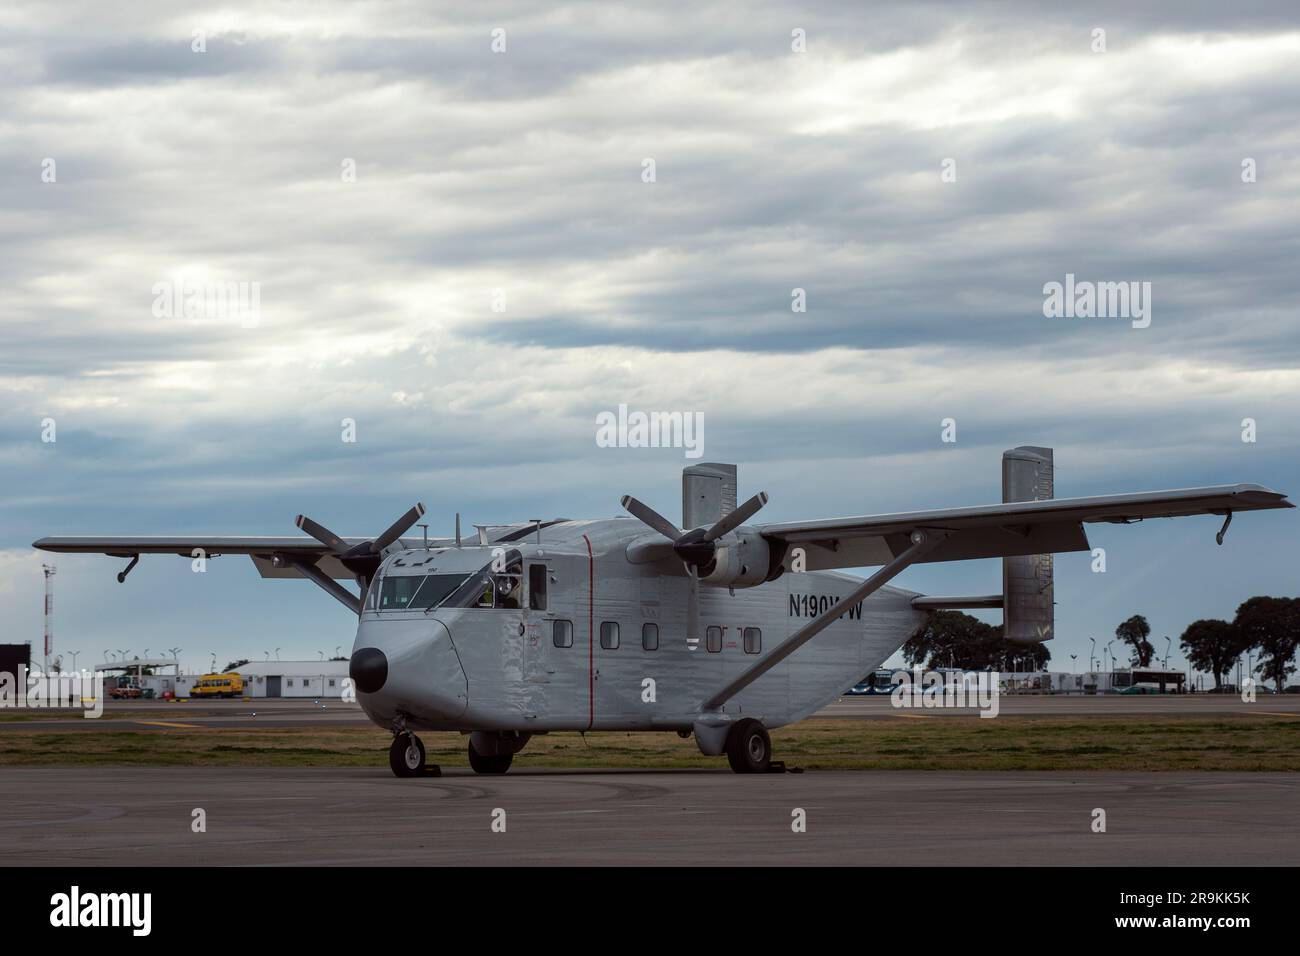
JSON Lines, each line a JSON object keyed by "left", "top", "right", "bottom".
{"left": 494, "top": 563, "right": 522, "bottom": 610}
{"left": 370, "top": 550, "right": 528, "bottom": 613}
{"left": 439, "top": 549, "right": 524, "bottom": 610}
{"left": 376, "top": 573, "right": 473, "bottom": 611}
{"left": 412, "top": 574, "right": 474, "bottom": 609}
{"left": 378, "top": 575, "right": 425, "bottom": 611}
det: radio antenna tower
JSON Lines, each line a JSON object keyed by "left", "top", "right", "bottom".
{"left": 43, "top": 564, "right": 57, "bottom": 673}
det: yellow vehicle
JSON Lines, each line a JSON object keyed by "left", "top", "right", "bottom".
{"left": 188, "top": 673, "right": 244, "bottom": 699}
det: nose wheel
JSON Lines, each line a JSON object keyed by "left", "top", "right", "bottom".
{"left": 389, "top": 732, "right": 428, "bottom": 777}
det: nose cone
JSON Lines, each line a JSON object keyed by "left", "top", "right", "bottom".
{"left": 349, "top": 647, "right": 388, "bottom": 694}
{"left": 351, "top": 618, "right": 468, "bottom": 726}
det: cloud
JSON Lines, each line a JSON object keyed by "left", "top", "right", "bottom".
{"left": 1, "top": 1, "right": 1297, "bottom": 666}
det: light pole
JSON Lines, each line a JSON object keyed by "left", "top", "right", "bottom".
{"left": 1089, "top": 637, "right": 1096, "bottom": 673}
{"left": 1162, "top": 636, "right": 1171, "bottom": 669}
{"left": 1070, "top": 653, "right": 1077, "bottom": 674}
{"left": 68, "top": 650, "right": 80, "bottom": 674}
{"left": 275, "top": 647, "right": 281, "bottom": 662}
{"left": 166, "top": 648, "right": 183, "bottom": 695}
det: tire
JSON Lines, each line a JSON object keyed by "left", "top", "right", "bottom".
{"left": 389, "top": 733, "right": 426, "bottom": 777}
{"left": 725, "top": 719, "right": 771, "bottom": 773}
{"left": 467, "top": 740, "right": 513, "bottom": 774}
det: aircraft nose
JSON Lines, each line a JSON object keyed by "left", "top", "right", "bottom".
{"left": 349, "top": 647, "right": 388, "bottom": 694}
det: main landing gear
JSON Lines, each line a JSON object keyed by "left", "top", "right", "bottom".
{"left": 725, "top": 718, "right": 772, "bottom": 773}
{"left": 467, "top": 739, "right": 513, "bottom": 774}
{"left": 389, "top": 732, "right": 439, "bottom": 777}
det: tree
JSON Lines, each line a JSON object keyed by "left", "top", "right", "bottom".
{"left": 902, "top": 611, "right": 1051, "bottom": 671}
{"left": 1179, "top": 619, "right": 1246, "bottom": 691}
{"left": 1233, "top": 596, "right": 1300, "bottom": 693}
{"left": 1115, "top": 614, "right": 1155, "bottom": 667}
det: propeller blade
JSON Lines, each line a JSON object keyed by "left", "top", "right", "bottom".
{"left": 295, "top": 515, "right": 348, "bottom": 554}
{"left": 619, "top": 495, "right": 682, "bottom": 542}
{"left": 703, "top": 491, "right": 769, "bottom": 542}
{"left": 686, "top": 565, "right": 700, "bottom": 649}
{"left": 372, "top": 503, "right": 427, "bottom": 553}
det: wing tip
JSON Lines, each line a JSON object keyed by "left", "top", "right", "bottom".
{"left": 1231, "top": 484, "right": 1293, "bottom": 508}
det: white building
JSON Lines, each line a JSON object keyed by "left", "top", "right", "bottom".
{"left": 178, "top": 660, "right": 350, "bottom": 699}
{"left": 102, "top": 659, "right": 351, "bottom": 699}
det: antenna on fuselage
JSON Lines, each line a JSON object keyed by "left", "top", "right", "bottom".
{"left": 531, "top": 518, "right": 542, "bottom": 544}
{"left": 455, "top": 513, "right": 462, "bottom": 548}
{"left": 417, "top": 523, "right": 429, "bottom": 550}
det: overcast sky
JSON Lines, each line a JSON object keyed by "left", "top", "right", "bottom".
{"left": 2, "top": 1, "right": 1297, "bottom": 677}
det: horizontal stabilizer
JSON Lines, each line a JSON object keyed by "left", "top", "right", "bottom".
{"left": 911, "top": 595, "right": 1004, "bottom": 610}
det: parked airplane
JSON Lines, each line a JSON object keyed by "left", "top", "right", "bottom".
{"left": 34, "top": 447, "right": 1291, "bottom": 775}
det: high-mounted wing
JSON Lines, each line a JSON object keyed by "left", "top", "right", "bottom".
{"left": 32, "top": 536, "right": 373, "bottom": 580}
{"left": 33, "top": 502, "right": 434, "bottom": 615}
{"left": 757, "top": 484, "right": 1293, "bottom": 571}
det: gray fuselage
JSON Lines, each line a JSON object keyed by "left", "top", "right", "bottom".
{"left": 353, "top": 518, "right": 927, "bottom": 734}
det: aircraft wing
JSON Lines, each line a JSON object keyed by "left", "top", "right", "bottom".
{"left": 31, "top": 535, "right": 433, "bottom": 580}
{"left": 756, "top": 484, "right": 1292, "bottom": 571}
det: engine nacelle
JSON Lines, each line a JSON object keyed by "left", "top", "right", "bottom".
{"left": 698, "top": 528, "right": 783, "bottom": 589}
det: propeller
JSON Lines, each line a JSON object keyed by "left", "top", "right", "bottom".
{"left": 619, "top": 491, "right": 769, "bottom": 648}
{"left": 295, "top": 503, "right": 427, "bottom": 585}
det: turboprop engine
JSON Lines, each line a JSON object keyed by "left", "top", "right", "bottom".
{"left": 695, "top": 527, "right": 784, "bottom": 588}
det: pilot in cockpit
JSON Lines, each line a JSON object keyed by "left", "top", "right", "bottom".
{"left": 493, "top": 568, "right": 522, "bottom": 609}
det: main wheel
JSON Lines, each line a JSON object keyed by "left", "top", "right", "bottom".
{"left": 725, "top": 719, "right": 771, "bottom": 773}
{"left": 389, "top": 733, "right": 426, "bottom": 777}
{"left": 467, "top": 740, "right": 513, "bottom": 774}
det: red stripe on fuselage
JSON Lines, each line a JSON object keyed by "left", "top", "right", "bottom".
{"left": 583, "top": 533, "right": 594, "bottom": 731}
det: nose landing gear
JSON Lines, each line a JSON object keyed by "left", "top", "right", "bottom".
{"left": 389, "top": 732, "right": 440, "bottom": 777}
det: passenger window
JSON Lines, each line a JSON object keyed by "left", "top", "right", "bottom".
{"left": 744, "top": 627, "right": 761, "bottom": 654}
{"left": 553, "top": 620, "right": 573, "bottom": 648}
{"left": 642, "top": 623, "right": 659, "bottom": 651}
{"left": 706, "top": 626, "right": 722, "bottom": 653}
{"left": 528, "top": 564, "right": 548, "bottom": 611}
{"left": 600, "top": 621, "right": 620, "bottom": 650}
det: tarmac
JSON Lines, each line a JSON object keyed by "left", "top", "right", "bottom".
{"left": 4, "top": 767, "right": 1296, "bottom": 866}
{"left": 5, "top": 693, "right": 1297, "bottom": 732}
